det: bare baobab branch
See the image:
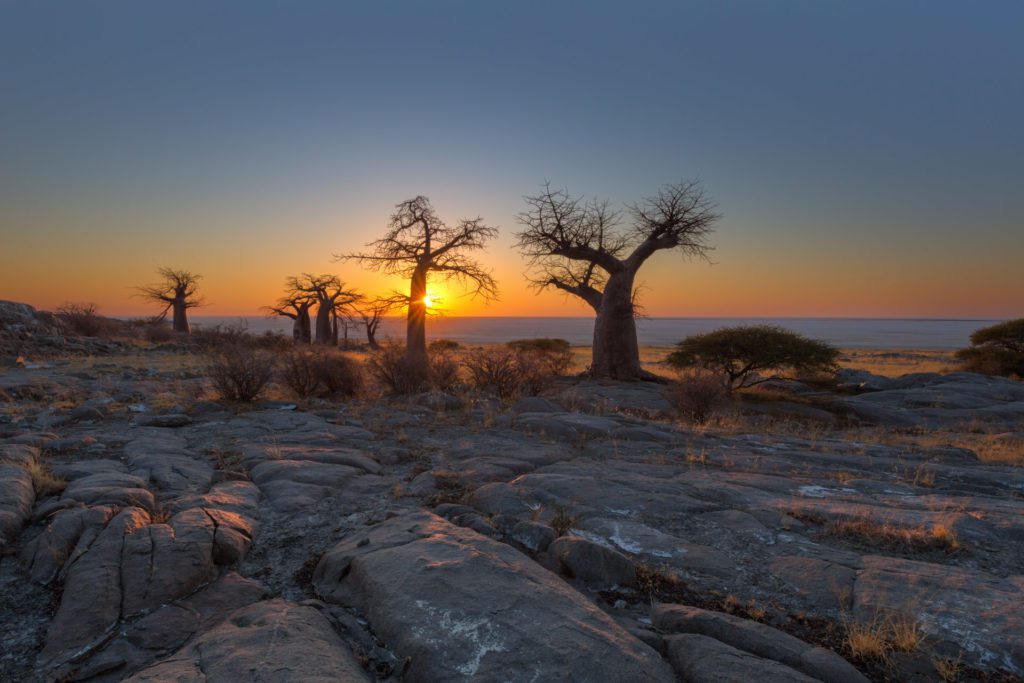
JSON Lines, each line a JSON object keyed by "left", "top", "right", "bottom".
{"left": 515, "top": 180, "right": 719, "bottom": 380}
{"left": 337, "top": 196, "right": 498, "bottom": 366}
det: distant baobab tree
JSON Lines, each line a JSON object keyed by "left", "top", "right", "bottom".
{"left": 353, "top": 294, "right": 404, "bottom": 349}
{"left": 263, "top": 282, "right": 316, "bottom": 344}
{"left": 136, "top": 267, "right": 203, "bottom": 333}
{"left": 516, "top": 180, "right": 718, "bottom": 380}
{"left": 340, "top": 196, "right": 498, "bottom": 366}
{"left": 290, "top": 274, "right": 360, "bottom": 345}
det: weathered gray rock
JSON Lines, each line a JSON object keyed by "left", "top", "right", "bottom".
{"left": 853, "top": 555, "right": 1024, "bottom": 674}
{"left": 653, "top": 604, "right": 867, "bottom": 683}
{"left": 769, "top": 556, "right": 856, "bottom": 612}
{"left": 547, "top": 535, "right": 636, "bottom": 588}
{"left": 21, "top": 505, "right": 118, "bottom": 584}
{"left": 125, "top": 599, "right": 370, "bottom": 682}
{"left": 665, "top": 633, "right": 819, "bottom": 683}
{"left": 314, "top": 511, "right": 675, "bottom": 682}
{"left": 0, "top": 457, "right": 35, "bottom": 548}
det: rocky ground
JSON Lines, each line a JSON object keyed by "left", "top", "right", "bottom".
{"left": 1, "top": 347, "right": 1023, "bottom": 682}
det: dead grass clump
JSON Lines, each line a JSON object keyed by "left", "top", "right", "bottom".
{"left": 844, "top": 612, "right": 924, "bottom": 665}
{"left": 933, "top": 655, "right": 962, "bottom": 682}
{"left": 549, "top": 505, "right": 579, "bottom": 537}
{"left": 669, "top": 369, "right": 727, "bottom": 423}
{"left": 207, "top": 344, "right": 276, "bottom": 402}
{"left": 827, "top": 517, "right": 962, "bottom": 554}
{"left": 634, "top": 563, "right": 688, "bottom": 601}
{"left": 27, "top": 458, "right": 66, "bottom": 497}
{"left": 428, "top": 469, "right": 468, "bottom": 505}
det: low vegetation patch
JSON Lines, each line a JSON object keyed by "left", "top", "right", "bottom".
{"left": 27, "top": 458, "right": 67, "bottom": 497}
{"left": 207, "top": 344, "right": 276, "bottom": 402}
{"left": 955, "top": 318, "right": 1024, "bottom": 377}
{"left": 548, "top": 505, "right": 579, "bottom": 537}
{"left": 667, "top": 324, "right": 840, "bottom": 392}
{"left": 826, "top": 517, "right": 962, "bottom": 554}
{"left": 669, "top": 369, "right": 727, "bottom": 423}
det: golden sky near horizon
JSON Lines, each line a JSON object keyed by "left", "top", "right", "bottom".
{"left": 2, "top": 194, "right": 1021, "bottom": 320}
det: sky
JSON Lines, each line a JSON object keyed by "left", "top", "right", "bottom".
{"left": 1, "top": 1, "right": 1022, "bottom": 319}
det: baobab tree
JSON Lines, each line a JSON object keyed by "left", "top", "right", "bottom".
{"left": 516, "top": 180, "right": 719, "bottom": 380}
{"left": 263, "top": 282, "right": 316, "bottom": 344}
{"left": 290, "top": 274, "right": 360, "bottom": 345}
{"left": 340, "top": 196, "right": 498, "bottom": 366}
{"left": 353, "top": 294, "right": 405, "bottom": 349}
{"left": 136, "top": 268, "right": 203, "bottom": 333}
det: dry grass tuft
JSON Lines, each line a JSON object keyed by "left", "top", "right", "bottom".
{"left": 933, "top": 655, "right": 962, "bottom": 682}
{"left": 844, "top": 612, "right": 924, "bottom": 664}
{"left": 26, "top": 458, "right": 66, "bottom": 497}
{"left": 827, "top": 517, "right": 962, "bottom": 554}
{"left": 549, "top": 505, "right": 579, "bottom": 537}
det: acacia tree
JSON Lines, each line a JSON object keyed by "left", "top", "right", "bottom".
{"left": 516, "top": 181, "right": 718, "bottom": 380}
{"left": 137, "top": 268, "right": 203, "bottom": 333}
{"left": 263, "top": 282, "right": 316, "bottom": 344}
{"left": 341, "top": 196, "right": 498, "bottom": 366}
{"left": 289, "top": 274, "right": 359, "bottom": 345}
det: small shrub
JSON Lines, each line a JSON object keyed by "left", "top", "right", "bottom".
{"left": 667, "top": 324, "right": 840, "bottom": 392}
{"left": 669, "top": 369, "right": 727, "bottom": 423}
{"left": 318, "top": 351, "right": 365, "bottom": 398}
{"left": 366, "top": 343, "right": 428, "bottom": 395}
{"left": 192, "top": 322, "right": 251, "bottom": 352}
{"left": 428, "top": 339, "right": 460, "bottom": 352}
{"left": 281, "top": 349, "right": 322, "bottom": 398}
{"left": 463, "top": 347, "right": 523, "bottom": 398}
{"left": 955, "top": 319, "right": 1024, "bottom": 377}
{"left": 55, "top": 302, "right": 108, "bottom": 337}
{"left": 549, "top": 505, "right": 579, "bottom": 537}
{"left": 138, "top": 320, "right": 175, "bottom": 343}
{"left": 428, "top": 351, "right": 461, "bottom": 392}
{"left": 208, "top": 344, "right": 276, "bottom": 402}
{"left": 507, "top": 338, "right": 573, "bottom": 376}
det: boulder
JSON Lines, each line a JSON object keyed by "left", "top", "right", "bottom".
{"left": 547, "top": 535, "right": 636, "bottom": 588}
{"left": 125, "top": 599, "right": 370, "bottom": 682}
{"left": 653, "top": 604, "right": 867, "bottom": 683}
{"left": 314, "top": 511, "right": 674, "bottom": 682}
{"left": 665, "top": 633, "right": 819, "bottom": 682}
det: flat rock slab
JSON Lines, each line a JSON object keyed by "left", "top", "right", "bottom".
{"left": 666, "top": 633, "right": 819, "bottom": 682}
{"left": 653, "top": 603, "right": 867, "bottom": 683}
{"left": 0, "top": 459, "right": 34, "bottom": 548}
{"left": 314, "top": 510, "right": 674, "bottom": 682}
{"left": 125, "top": 599, "right": 370, "bottom": 682}
{"left": 853, "top": 555, "right": 1024, "bottom": 675}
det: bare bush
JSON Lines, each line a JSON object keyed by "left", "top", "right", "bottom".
{"left": 428, "top": 351, "right": 462, "bottom": 392}
{"left": 208, "top": 345, "right": 276, "bottom": 402}
{"left": 319, "top": 351, "right": 365, "bottom": 397}
{"left": 56, "top": 302, "right": 109, "bottom": 337}
{"left": 366, "top": 343, "right": 428, "bottom": 394}
{"left": 669, "top": 369, "right": 727, "bottom": 423}
{"left": 463, "top": 347, "right": 524, "bottom": 399}
{"left": 281, "top": 348, "right": 365, "bottom": 398}
{"left": 507, "top": 338, "right": 573, "bottom": 376}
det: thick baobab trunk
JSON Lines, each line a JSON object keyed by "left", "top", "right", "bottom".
{"left": 314, "top": 303, "right": 332, "bottom": 344}
{"left": 589, "top": 271, "right": 643, "bottom": 380}
{"left": 293, "top": 310, "right": 313, "bottom": 344}
{"left": 171, "top": 298, "right": 190, "bottom": 334}
{"left": 406, "top": 266, "right": 428, "bottom": 365}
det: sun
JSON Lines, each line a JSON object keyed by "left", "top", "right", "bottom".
{"left": 423, "top": 294, "right": 435, "bottom": 308}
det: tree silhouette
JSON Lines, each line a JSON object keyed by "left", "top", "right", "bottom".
{"left": 516, "top": 180, "right": 718, "bottom": 380}
{"left": 340, "top": 196, "right": 498, "bottom": 365}
{"left": 288, "top": 274, "right": 359, "bottom": 345}
{"left": 136, "top": 268, "right": 203, "bottom": 333}
{"left": 353, "top": 294, "right": 405, "bottom": 349}
{"left": 263, "top": 281, "right": 316, "bottom": 344}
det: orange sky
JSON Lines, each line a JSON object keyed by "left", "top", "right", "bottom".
{"left": 1, "top": 193, "right": 1021, "bottom": 319}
